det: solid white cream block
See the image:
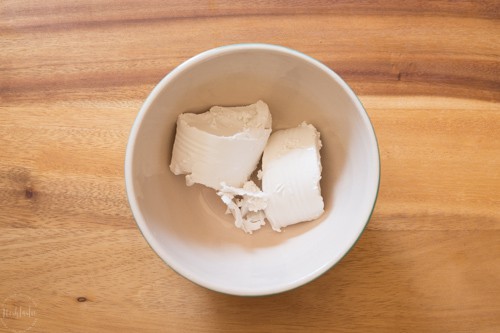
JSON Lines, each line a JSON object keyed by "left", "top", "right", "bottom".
{"left": 262, "top": 122, "right": 324, "bottom": 231}
{"left": 170, "top": 101, "right": 272, "bottom": 189}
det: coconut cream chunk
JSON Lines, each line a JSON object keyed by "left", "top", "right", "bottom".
{"left": 170, "top": 101, "right": 272, "bottom": 190}
{"left": 261, "top": 122, "right": 324, "bottom": 231}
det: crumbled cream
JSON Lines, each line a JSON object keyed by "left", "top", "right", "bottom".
{"left": 217, "top": 181, "right": 268, "bottom": 234}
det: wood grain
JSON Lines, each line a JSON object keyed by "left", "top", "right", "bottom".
{"left": 1, "top": 1, "right": 499, "bottom": 332}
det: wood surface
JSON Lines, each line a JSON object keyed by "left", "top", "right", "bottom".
{"left": 1, "top": 1, "right": 499, "bottom": 332}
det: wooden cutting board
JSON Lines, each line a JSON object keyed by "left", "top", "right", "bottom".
{"left": 1, "top": 1, "right": 498, "bottom": 332}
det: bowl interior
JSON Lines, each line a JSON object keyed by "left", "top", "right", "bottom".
{"left": 126, "top": 45, "right": 379, "bottom": 296}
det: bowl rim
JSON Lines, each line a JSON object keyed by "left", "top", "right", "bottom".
{"left": 124, "top": 43, "right": 381, "bottom": 296}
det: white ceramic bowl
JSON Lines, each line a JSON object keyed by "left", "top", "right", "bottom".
{"left": 125, "top": 44, "right": 380, "bottom": 296}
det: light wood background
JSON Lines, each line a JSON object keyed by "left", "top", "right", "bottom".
{"left": 1, "top": 1, "right": 499, "bottom": 332}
